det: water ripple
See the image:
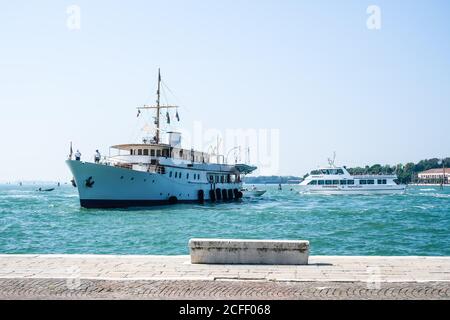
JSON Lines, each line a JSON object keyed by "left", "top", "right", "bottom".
{"left": 0, "top": 184, "right": 449, "bottom": 256}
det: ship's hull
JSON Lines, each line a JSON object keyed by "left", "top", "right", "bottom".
{"left": 297, "top": 185, "right": 406, "bottom": 195}
{"left": 66, "top": 160, "right": 243, "bottom": 208}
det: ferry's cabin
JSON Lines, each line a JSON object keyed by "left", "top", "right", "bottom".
{"left": 306, "top": 179, "right": 392, "bottom": 186}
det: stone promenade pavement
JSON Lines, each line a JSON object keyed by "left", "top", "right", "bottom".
{"left": 0, "top": 255, "right": 449, "bottom": 299}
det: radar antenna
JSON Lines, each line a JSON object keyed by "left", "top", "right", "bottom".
{"left": 328, "top": 151, "right": 336, "bottom": 168}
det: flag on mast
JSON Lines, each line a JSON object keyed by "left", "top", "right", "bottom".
{"left": 69, "top": 142, "right": 73, "bottom": 160}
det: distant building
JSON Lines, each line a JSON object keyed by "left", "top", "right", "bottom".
{"left": 417, "top": 168, "right": 450, "bottom": 184}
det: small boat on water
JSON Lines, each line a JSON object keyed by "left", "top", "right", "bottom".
{"left": 242, "top": 187, "right": 267, "bottom": 197}
{"left": 298, "top": 156, "right": 406, "bottom": 195}
{"left": 37, "top": 188, "right": 55, "bottom": 192}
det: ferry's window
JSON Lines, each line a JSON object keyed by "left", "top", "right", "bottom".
{"left": 138, "top": 149, "right": 142, "bottom": 155}
{"left": 347, "top": 180, "right": 354, "bottom": 185}
{"left": 209, "top": 175, "right": 213, "bottom": 182}
{"left": 332, "top": 180, "right": 339, "bottom": 185}
{"left": 318, "top": 180, "right": 325, "bottom": 185}
{"left": 337, "top": 169, "right": 344, "bottom": 174}
{"left": 150, "top": 149, "right": 155, "bottom": 157}
{"left": 179, "top": 172, "right": 182, "bottom": 179}
{"left": 393, "top": 179, "right": 399, "bottom": 185}
{"left": 325, "top": 180, "right": 332, "bottom": 185}
{"left": 162, "top": 149, "right": 168, "bottom": 157}
{"left": 377, "top": 179, "right": 382, "bottom": 184}
{"left": 157, "top": 150, "right": 161, "bottom": 157}
{"left": 382, "top": 179, "right": 387, "bottom": 184}
{"left": 130, "top": 150, "right": 133, "bottom": 155}
{"left": 308, "top": 180, "right": 317, "bottom": 185}
{"left": 186, "top": 173, "right": 189, "bottom": 179}
{"left": 169, "top": 171, "right": 172, "bottom": 178}
{"left": 360, "top": 180, "right": 367, "bottom": 185}
{"left": 340, "top": 180, "right": 347, "bottom": 185}
{"left": 220, "top": 176, "right": 224, "bottom": 183}
{"left": 215, "top": 176, "right": 219, "bottom": 183}
{"left": 143, "top": 149, "right": 149, "bottom": 156}
{"left": 367, "top": 180, "right": 374, "bottom": 184}
{"left": 179, "top": 150, "right": 183, "bottom": 158}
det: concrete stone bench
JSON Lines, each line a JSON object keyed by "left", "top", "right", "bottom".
{"left": 189, "top": 239, "right": 309, "bottom": 265}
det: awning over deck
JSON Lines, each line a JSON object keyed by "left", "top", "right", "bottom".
{"left": 111, "top": 143, "right": 170, "bottom": 151}
{"left": 234, "top": 164, "right": 257, "bottom": 174}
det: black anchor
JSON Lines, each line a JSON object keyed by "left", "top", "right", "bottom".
{"left": 85, "top": 176, "right": 95, "bottom": 188}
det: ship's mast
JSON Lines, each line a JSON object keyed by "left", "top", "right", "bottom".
{"left": 156, "top": 68, "right": 161, "bottom": 144}
{"left": 137, "top": 69, "right": 178, "bottom": 145}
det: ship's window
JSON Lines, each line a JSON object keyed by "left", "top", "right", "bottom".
{"left": 143, "top": 149, "right": 149, "bottom": 156}
{"left": 130, "top": 150, "right": 133, "bottom": 155}
{"left": 359, "top": 180, "right": 367, "bottom": 185}
{"left": 383, "top": 179, "right": 387, "bottom": 184}
{"left": 209, "top": 175, "right": 213, "bottom": 182}
{"left": 215, "top": 176, "right": 219, "bottom": 183}
{"left": 186, "top": 173, "right": 189, "bottom": 179}
{"left": 150, "top": 149, "right": 155, "bottom": 157}
{"left": 325, "top": 180, "right": 332, "bottom": 185}
{"left": 138, "top": 149, "right": 142, "bottom": 155}
{"left": 318, "top": 180, "right": 325, "bottom": 185}
{"left": 156, "top": 150, "right": 161, "bottom": 157}
{"left": 174, "top": 172, "right": 177, "bottom": 178}
{"left": 220, "top": 176, "right": 224, "bottom": 183}
{"left": 332, "top": 180, "right": 339, "bottom": 185}
{"left": 337, "top": 169, "right": 344, "bottom": 174}
{"left": 162, "top": 149, "right": 168, "bottom": 157}
{"left": 179, "top": 150, "right": 183, "bottom": 158}
{"left": 308, "top": 180, "right": 317, "bottom": 185}
{"left": 169, "top": 171, "right": 172, "bottom": 177}
{"left": 393, "top": 179, "right": 399, "bottom": 185}
{"left": 367, "top": 180, "right": 374, "bottom": 184}
{"left": 340, "top": 180, "right": 347, "bottom": 185}
{"left": 347, "top": 180, "right": 354, "bottom": 185}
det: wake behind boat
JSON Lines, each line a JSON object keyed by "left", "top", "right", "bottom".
{"left": 298, "top": 156, "right": 406, "bottom": 195}
{"left": 67, "top": 69, "right": 257, "bottom": 208}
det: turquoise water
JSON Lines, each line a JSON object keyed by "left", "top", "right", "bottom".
{"left": 0, "top": 184, "right": 449, "bottom": 256}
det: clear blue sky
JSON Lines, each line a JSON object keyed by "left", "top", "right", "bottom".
{"left": 1, "top": 0, "right": 449, "bottom": 181}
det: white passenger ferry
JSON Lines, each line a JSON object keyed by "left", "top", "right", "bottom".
{"left": 299, "top": 158, "right": 406, "bottom": 195}
{"left": 67, "top": 70, "right": 256, "bottom": 208}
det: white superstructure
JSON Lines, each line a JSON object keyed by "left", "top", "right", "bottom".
{"left": 67, "top": 70, "right": 256, "bottom": 208}
{"left": 299, "top": 161, "right": 406, "bottom": 195}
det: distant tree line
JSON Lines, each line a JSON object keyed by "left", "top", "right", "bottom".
{"left": 346, "top": 158, "right": 450, "bottom": 184}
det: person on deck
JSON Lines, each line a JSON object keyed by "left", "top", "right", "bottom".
{"left": 75, "top": 150, "right": 81, "bottom": 161}
{"left": 94, "top": 150, "right": 101, "bottom": 163}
